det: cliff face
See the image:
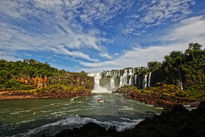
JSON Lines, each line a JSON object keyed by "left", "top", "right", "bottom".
{"left": 97, "top": 68, "right": 153, "bottom": 91}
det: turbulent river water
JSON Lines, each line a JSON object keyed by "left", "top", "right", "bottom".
{"left": 0, "top": 93, "right": 162, "bottom": 137}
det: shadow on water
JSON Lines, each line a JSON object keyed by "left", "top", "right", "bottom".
{"left": 1, "top": 113, "right": 155, "bottom": 137}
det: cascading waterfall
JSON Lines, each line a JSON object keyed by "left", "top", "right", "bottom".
{"left": 148, "top": 72, "right": 152, "bottom": 87}
{"left": 134, "top": 74, "right": 138, "bottom": 86}
{"left": 128, "top": 69, "right": 133, "bottom": 85}
{"left": 143, "top": 75, "right": 148, "bottom": 88}
{"left": 128, "top": 76, "right": 132, "bottom": 85}
{"left": 110, "top": 77, "right": 115, "bottom": 90}
{"left": 119, "top": 76, "right": 123, "bottom": 87}
{"left": 106, "top": 71, "right": 111, "bottom": 76}
{"left": 178, "top": 71, "right": 183, "bottom": 90}
{"left": 129, "top": 68, "right": 133, "bottom": 75}
{"left": 122, "top": 69, "right": 128, "bottom": 86}
{"left": 88, "top": 73, "right": 111, "bottom": 93}
{"left": 89, "top": 68, "right": 154, "bottom": 92}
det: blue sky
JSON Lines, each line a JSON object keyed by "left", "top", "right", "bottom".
{"left": 0, "top": 0, "right": 205, "bottom": 72}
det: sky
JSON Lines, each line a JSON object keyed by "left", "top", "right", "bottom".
{"left": 0, "top": 0, "right": 205, "bottom": 72}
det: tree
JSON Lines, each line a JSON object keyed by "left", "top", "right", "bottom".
{"left": 148, "top": 61, "right": 162, "bottom": 72}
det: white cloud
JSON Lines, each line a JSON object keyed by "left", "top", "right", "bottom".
{"left": 99, "top": 52, "right": 112, "bottom": 59}
{"left": 81, "top": 15, "right": 205, "bottom": 72}
{"left": 0, "top": 21, "right": 102, "bottom": 61}
{"left": 1, "top": 0, "right": 131, "bottom": 61}
{"left": 0, "top": 50, "right": 21, "bottom": 61}
{"left": 51, "top": 45, "right": 98, "bottom": 62}
{"left": 166, "top": 16, "right": 205, "bottom": 44}
{"left": 124, "top": 0, "right": 195, "bottom": 34}
{"left": 79, "top": 0, "right": 133, "bottom": 25}
{"left": 80, "top": 43, "right": 190, "bottom": 72}
{"left": 0, "top": 0, "right": 24, "bottom": 18}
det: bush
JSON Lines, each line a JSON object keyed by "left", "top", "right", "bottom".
{"left": 0, "top": 79, "right": 34, "bottom": 90}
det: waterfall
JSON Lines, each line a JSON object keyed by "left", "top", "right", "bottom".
{"left": 178, "top": 71, "right": 183, "bottom": 90}
{"left": 119, "top": 69, "right": 129, "bottom": 87}
{"left": 128, "top": 76, "right": 132, "bottom": 85}
{"left": 123, "top": 69, "right": 128, "bottom": 86}
{"left": 88, "top": 73, "right": 111, "bottom": 93}
{"left": 129, "top": 69, "right": 133, "bottom": 75}
{"left": 148, "top": 72, "right": 152, "bottom": 87}
{"left": 106, "top": 71, "right": 111, "bottom": 76}
{"left": 119, "top": 76, "right": 123, "bottom": 87}
{"left": 89, "top": 68, "right": 155, "bottom": 92}
{"left": 110, "top": 77, "right": 115, "bottom": 90}
{"left": 134, "top": 74, "right": 137, "bottom": 86}
{"left": 143, "top": 75, "right": 148, "bottom": 88}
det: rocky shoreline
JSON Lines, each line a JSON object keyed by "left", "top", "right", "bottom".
{"left": 113, "top": 85, "right": 199, "bottom": 111}
{"left": 43, "top": 102, "right": 205, "bottom": 137}
{"left": 0, "top": 90, "right": 94, "bottom": 100}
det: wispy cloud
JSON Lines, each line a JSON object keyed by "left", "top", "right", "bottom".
{"left": 81, "top": 15, "right": 205, "bottom": 72}
{"left": 79, "top": 0, "right": 133, "bottom": 25}
{"left": 0, "top": 0, "right": 106, "bottom": 61}
{"left": 124, "top": 0, "right": 195, "bottom": 34}
{"left": 0, "top": 50, "right": 21, "bottom": 61}
{"left": 165, "top": 16, "right": 205, "bottom": 43}
{"left": 80, "top": 43, "right": 189, "bottom": 72}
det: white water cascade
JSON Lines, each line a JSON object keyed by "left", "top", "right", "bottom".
{"left": 134, "top": 74, "right": 138, "bottom": 86}
{"left": 178, "top": 71, "right": 183, "bottom": 90}
{"left": 128, "top": 69, "right": 134, "bottom": 85}
{"left": 148, "top": 72, "right": 152, "bottom": 87}
{"left": 143, "top": 74, "right": 148, "bottom": 88}
{"left": 120, "top": 69, "right": 128, "bottom": 87}
{"left": 110, "top": 77, "right": 115, "bottom": 90}
{"left": 88, "top": 73, "right": 112, "bottom": 93}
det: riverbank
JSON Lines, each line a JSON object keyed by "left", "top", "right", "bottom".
{"left": 0, "top": 90, "right": 94, "bottom": 100}
{"left": 114, "top": 84, "right": 199, "bottom": 110}
{"left": 46, "top": 101, "right": 205, "bottom": 137}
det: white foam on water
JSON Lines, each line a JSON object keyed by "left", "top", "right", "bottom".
{"left": 10, "top": 116, "right": 144, "bottom": 137}
{"left": 118, "top": 106, "right": 134, "bottom": 111}
{"left": 9, "top": 109, "right": 31, "bottom": 115}
{"left": 71, "top": 96, "right": 80, "bottom": 101}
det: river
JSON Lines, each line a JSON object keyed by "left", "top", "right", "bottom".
{"left": 0, "top": 93, "right": 162, "bottom": 137}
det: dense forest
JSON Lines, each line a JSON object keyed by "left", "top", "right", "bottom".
{"left": 0, "top": 59, "right": 94, "bottom": 96}
{"left": 148, "top": 43, "right": 205, "bottom": 99}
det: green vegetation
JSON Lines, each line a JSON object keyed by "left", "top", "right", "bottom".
{"left": 0, "top": 59, "right": 94, "bottom": 95}
{"left": 161, "top": 43, "right": 205, "bottom": 88}
{"left": 120, "top": 83, "right": 188, "bottom": 98}
{"left": 136, "top": 43, "right": 205, "bottom": 100}
{"left": 115, "top": 43, "right": 204, "bottom": 103}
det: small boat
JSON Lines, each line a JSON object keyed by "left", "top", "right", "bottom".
{"left": 97, "top": 97, "right": 104, "bottom": 103}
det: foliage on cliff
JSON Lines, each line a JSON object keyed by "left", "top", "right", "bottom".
{"left": 0, "top": 59, "right": 94, "bottom": 93}
{"left": 143, "top": 43, "right": 205, "bottom": 100}
{"left": 152, "top": 43, "right": 205, "bottom": 99}
{"left": 116, "top": 43, "right": 205, "bottom": 102}
{"left": 119, "top": 83, "right": 188, "bottom": 98}
{"left": 160, "top": 43, "right": 205, "bottom": 88}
